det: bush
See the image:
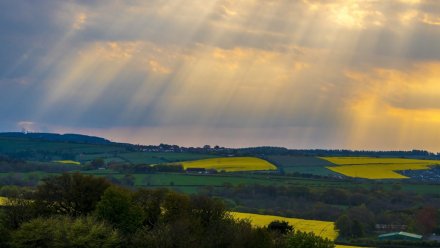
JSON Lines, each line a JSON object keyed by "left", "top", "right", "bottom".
{"left": 10, "top": 216, "right": 121, "bottom": 248}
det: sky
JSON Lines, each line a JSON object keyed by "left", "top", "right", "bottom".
{"left": 0, "top": 0, "right": 440, "bottom": 150}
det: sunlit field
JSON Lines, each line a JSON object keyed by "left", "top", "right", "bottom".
{"left": 54, "top": 160, "right": 81, "bottom": 165}
{"left": 180, "top": 157, "right": 277, "bottom": 172}
{"left": 322, "top": 157, "right": 440, "bottom": 179}
{"left": 231, "top": 212, "right": 337, "bottom": 240}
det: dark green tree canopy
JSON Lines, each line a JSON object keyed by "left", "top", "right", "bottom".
{"left": 268, "top": 220, "right": 293, "bottom": 235}
{"left": 33, "top": 173, "right": 110, "bottom": 216}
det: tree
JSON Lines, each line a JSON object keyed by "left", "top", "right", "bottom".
{"left": 414, "top": 206, "right": 438, "bottom": 234}
{"left": 336, "top": 214, "right": 365, "bottom": 238}
{"left": 286, "top": 230, "right": 334, "bottom": 248}
{"left": 190, "top": 195, "right": 226, "bottom": 227}
{"left": 162, "top": 192, "right": 190, "bottom": 223}
{"left": 33, "top": 173, "right": 110, "bottom": 216}
{"left": 91, "top": 158, "right": 106, "bottom": 169}
{"left": 2, "top": 195, "right": 34, "bottom": 229}
{"left": 335, "top": 215, "right": 351, "bottom": 238}
{"left": 133, "top": 189, "right": 168, "bottom": 228}
{"left": 10, "top": 216, "right": 121, "bottom": 248}
{"left": 351, "top": 220, "right": 364, "bottom": 238}
{"left": 268, "top": 220, "right": 293, "bottom": 234}
{"left": 0, "top": 210, "right": 11, "bottom": 247}
{"left": 95, "top": 186, "right": 143, "bottom": 234}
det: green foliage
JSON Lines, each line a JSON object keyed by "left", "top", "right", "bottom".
{"left": 286, "top": 230, "right": 335, "bottom": 248}
{"left": 190, "top": 195, "right": 226, "bottom": 227}
{"left": 88, "top": 158, "right": 106, "bottom": 170}
{"left": 10, "top": 216, "right": 121, "bottom": 248}
{"left": 267, "top": 220, "right": 293, "bottom": 234}
{"left": 95, "top": 186, "right": 143, "bottom": 234}
{"left": 162, "top": 191, "right": 191, "bottom": 223}
{"left": 335, "top": 215, "right": 351, "bottom": 237}
{"left": 335, "top": 214, "right": 365, "bottom": 238}
{"left": 2, "top": 196, "right": 35, "bottom": 229}
{"left": 5, "top": 171, "right": 437, "bottom": 248}
{"left": 132, "top": 188, "right": 168, "bottom": 228}
{"left": 33, "top": 173, "right": 110, "bottom": 216}
{"left": 1, "top": 177, "right": 339, "bottom": 248}
{"left": 0, "top": 210, "right": 12, "bottom": 247}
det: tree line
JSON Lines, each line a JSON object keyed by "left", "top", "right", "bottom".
{"left": 206, "top": 183, "right": 440, "bottom": 239}
{"left": 0, "top": 173, "right": 334, "bottom": 248}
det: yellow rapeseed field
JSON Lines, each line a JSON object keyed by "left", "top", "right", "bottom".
{"left": 54, "top": 160, "right": 81, "bottom": 165}
{"left": 180, "top": 157, "right": 277, "bottom": 172}
{"left": 230, "top": 212, "right": 337, "bottom": 240}
{"left": 322, "top": 157, "right": 440, "bottom": 179}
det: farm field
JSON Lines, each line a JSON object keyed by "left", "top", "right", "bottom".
{"left": 180, "top": 157, "right": 277, "bottom": 172}
{"left": 231, "top": 212, "right": 337, "bottom": 240}
{"left": 266, "top": 155, "right": 339, "bottom": 176}
{"left": 322, "top": 157, "right": 440, "bottom": 179}
{"left": 231, "top": 212, "right": 365, "bottom": 248}
{"left": 3, "top": 171, "right": 440, "bottom": 195}
{"left": 119, "top": 152, "right": 219, "bottom": 165}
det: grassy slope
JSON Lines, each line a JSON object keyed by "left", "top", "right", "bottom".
{"left": 266, "top": 155, "right": 340, "bottom": 176}
{"left": 2, "top": 137, "right": 440, "bottom": 195}
{"left": 119, "top": 152, "right": 220, "bottom": 164}
{"left": 4, "top": 170, "right": 436, "bottom": 195}
{"left": 0, "top": 137, "right": 219, "bottom": 165}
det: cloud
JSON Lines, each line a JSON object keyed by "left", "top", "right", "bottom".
{"left": 0, "top": 0, "right": 439, "bottom": 150}
{"left": 346, "top": 62, "right": 440, "bottom": 111}
{"left": 341, "top": 62, "right": 440, "bottom": 150}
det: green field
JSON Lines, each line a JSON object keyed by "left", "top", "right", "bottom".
{"left": 266, "top": 155, "right": 340, "bottom": 176}
{"left": 2, "top": 136, "right": 440, "bottom": 196}
{"left": 78, "top": 172, "right": 440, "bottom": 195}
{"left": 2, "top": 169, "right": 440, "bottom": 195}
{"left": 119, "top": 152, "right": 220, "bottom": 164}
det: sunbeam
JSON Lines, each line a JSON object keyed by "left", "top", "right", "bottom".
{"left": 1, "top": 0, "right": 439, "bottom": 150}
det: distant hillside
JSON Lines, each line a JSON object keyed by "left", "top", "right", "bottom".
{"left": 0, "top": 132, "right": 438, "bottom": 160}
{"left": 0, "top": 132, "right": 112, "bottom": 145}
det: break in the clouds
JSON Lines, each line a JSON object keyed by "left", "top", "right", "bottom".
{"left": 0, "top": 0, "right": 439, "bottom": 150}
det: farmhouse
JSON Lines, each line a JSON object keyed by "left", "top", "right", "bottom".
{"left": 378, "top": 232, "right": 422, "bottom": 241}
